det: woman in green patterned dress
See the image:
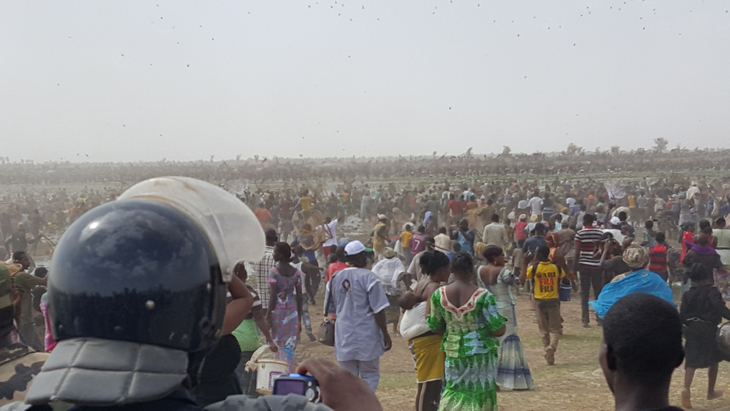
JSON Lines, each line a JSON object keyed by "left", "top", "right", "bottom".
{"left": 428, "top": 252, "right": 506, "bottom": 411}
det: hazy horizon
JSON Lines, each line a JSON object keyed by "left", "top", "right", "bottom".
{"left": 5, "top": 144, "right": 730, "bottom": 166}
{"left": 2, "top": 0, "right": 729, "bottom": 163}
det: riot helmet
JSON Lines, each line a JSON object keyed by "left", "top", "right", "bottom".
{"left": 49, "top": 198, "right": 226, "bottom": 352}
{"left": 26, "top": 178, "right": 264, "bottom": 406}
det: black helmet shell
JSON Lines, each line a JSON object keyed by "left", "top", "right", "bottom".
{"left": 49, "top": 198, "right": 226, "bottom": 352}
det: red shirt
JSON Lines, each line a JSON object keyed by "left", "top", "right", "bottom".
{"left": 681, "top": 231, "right": 693, "bottom": 261}
{"left": 649, "top": 244, "right": 668, "bottom": 273}
{"left": 281, "top": 201, "right": 291, "bottom": 219}
{"left": 447, "top": 199, "right": 463, "bottom": 215}
{"left": 254, "top": 208, "right": 272, "bottom": 226}
{"left": 326, "top": 261, "right": 348, "bottom": 282}
{"left": 515, "top": 222, "right": 527, "bottom": 241}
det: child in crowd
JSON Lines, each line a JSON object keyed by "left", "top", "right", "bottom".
{"left": 520, "top": 245, "right": 565, "bottom": 365}
{"left": 512, "top": 238, "right": 525, "bottom": 278}
{"left": 326, "top": 244, "right": 338, "bottom": 265}
{"left": 326, "top": 246, "right": 348, "bottom": 282}
{"left": 680, "top": 263, "right": 730, "bottom": 409}
{"left": 400, "top": 224, "right": 413, "bottom": 264}
{"left": 643, "top": 219, "right": 658, "bottom": 248}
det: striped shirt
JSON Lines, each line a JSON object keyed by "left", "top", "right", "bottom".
{"left": 649, "top": 244, "right": 669, "bottom": 273}
{"left": 575, "top": 227, "right": 604, "bottom": 267}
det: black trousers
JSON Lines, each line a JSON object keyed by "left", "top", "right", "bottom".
{"left": 579, "top": 265, "right": 603, "bottom": 324}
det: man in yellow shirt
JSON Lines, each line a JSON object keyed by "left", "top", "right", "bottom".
{"left": 627, "top": 194, "right": 636, "bottom": 209}
{"left": 400, "top": 224, "right": 413, "bottom": 263}
{"left": 627, "top": 193, "right": 638, "bottom": 227}
{"left": 520, "top": 245, "right": 565, "bottom": 366}
{"left": 299, "top": 192, "right": 314, "bottom": 212}
{"left": 372, "top": 215, "right": 389, "bottom": 260}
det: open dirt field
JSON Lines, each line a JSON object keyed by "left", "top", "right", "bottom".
{"left": 296, "top": 288, "right": 730, "bottom": 411}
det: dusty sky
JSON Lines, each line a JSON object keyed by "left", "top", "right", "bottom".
{"left": 1, "top": 0, "right": 729, "bottom": 163}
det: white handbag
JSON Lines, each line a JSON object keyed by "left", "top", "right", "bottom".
{"left": 399, "top": 301, "right": 432, "bottom": 340}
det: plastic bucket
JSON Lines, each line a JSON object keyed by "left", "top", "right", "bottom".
{"left": 559, "top": 282, "right": 572, "bottom": 302}
{"left": 256, "top": 359, "right": 288, "bottom": 395}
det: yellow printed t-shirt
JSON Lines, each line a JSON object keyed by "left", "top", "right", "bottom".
{"left": 400, "top": 231, "right": 413, "bottom": 248}
{"left": 300, "top": 196, "right": 313, "bottom": 211}
{"left": 526, "top": 261, "right": 564, "bottom": 300}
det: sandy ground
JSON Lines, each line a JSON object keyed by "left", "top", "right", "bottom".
{"left": 296, "top": 287, "right": 730, "bottom": 411}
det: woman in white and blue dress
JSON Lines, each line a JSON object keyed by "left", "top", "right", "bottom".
{"left": 477, "top": 245, "right": 535, "bottom": 391}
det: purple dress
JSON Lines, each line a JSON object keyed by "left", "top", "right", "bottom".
{"left": 268, "top": 267, "right": 303, "bottom": 372}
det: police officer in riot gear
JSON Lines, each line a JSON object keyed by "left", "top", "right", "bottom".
{"left": 0, "top": 180, "right": 382, "bottom": 411}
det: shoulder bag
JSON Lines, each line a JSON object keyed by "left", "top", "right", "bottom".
{"left": 318, "top": 274, "right": 336, "bottom": 347}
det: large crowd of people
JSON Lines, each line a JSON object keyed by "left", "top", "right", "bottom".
{"left": 2, "top": 147, "right": 730, "bottom": 186}
{"left": 3, "top": 149, "right": 730, "bottom": 257}
{"left": 3, "top": 165, "right": 730, "bottom": 410}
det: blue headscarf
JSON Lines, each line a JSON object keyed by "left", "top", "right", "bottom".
{"left": 589, "top": 269, "right": 675, "bottom": 319}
